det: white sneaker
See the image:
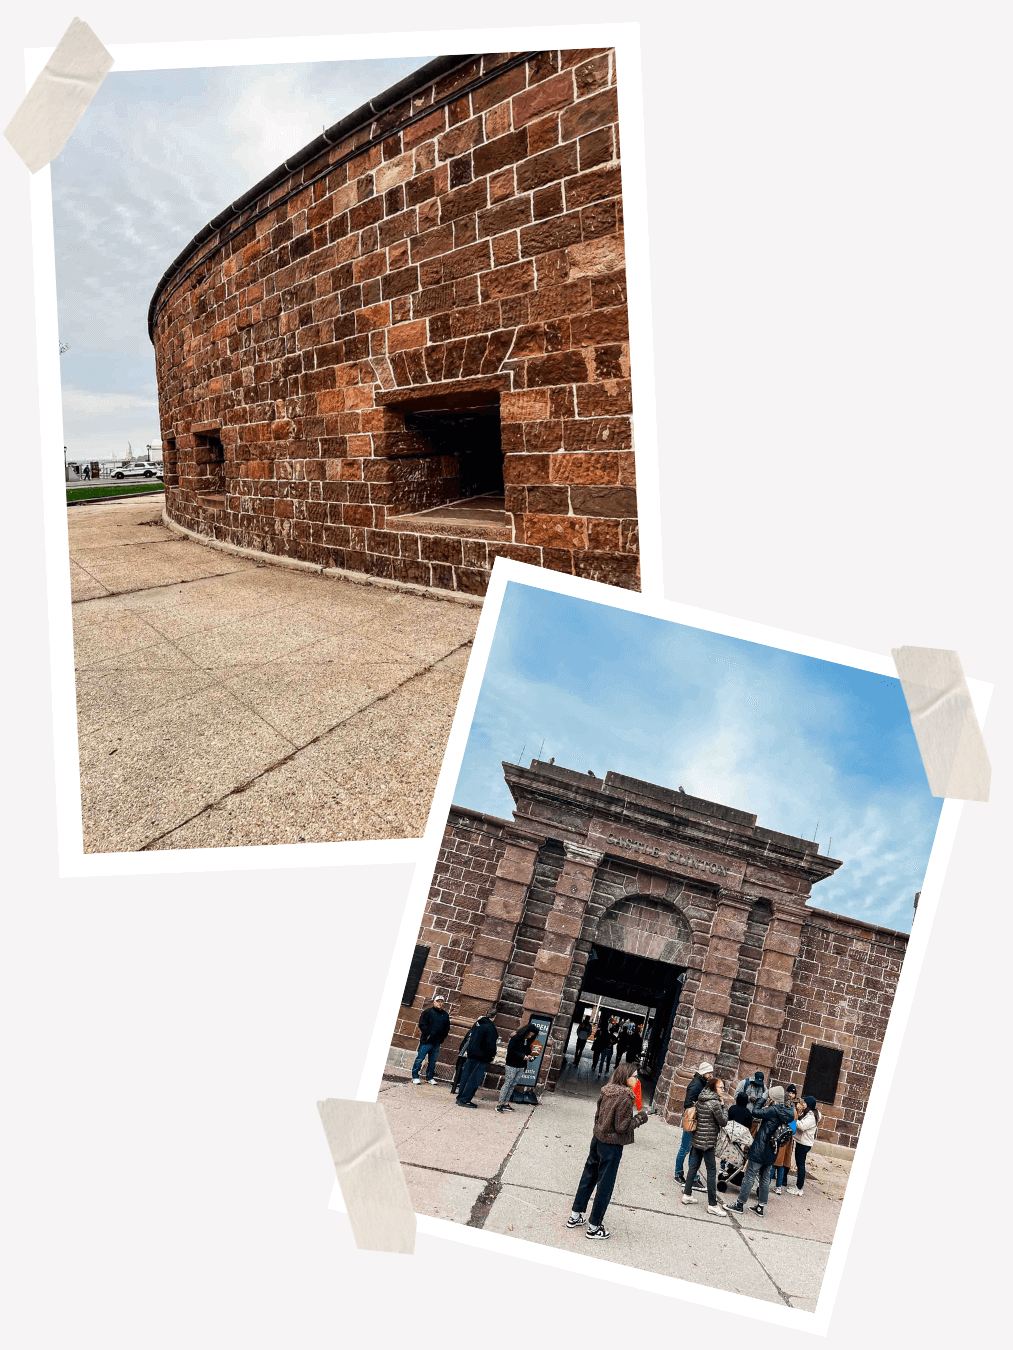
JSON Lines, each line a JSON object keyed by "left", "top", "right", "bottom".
{"left": 775, "top": 1186, "right": 782, "bottom": 1195}
{"left": 707, "top": 1204, "right": 728, "bottom": 1216}
{"left": 787, "top": 1186, "right": 800, "bottom": 1195}
{"left": 681, "top": 1194, "right": 697, "bottom": 1206}
{"left": 412, "top": 1078, "right": 421, "bottom": 1085}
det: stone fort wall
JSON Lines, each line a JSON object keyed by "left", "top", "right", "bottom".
{"left": 150, "top": 50, "right": 638, "bottom": 598}
{"left": 391, "top": 803, "right": 908, "bottom": 1150}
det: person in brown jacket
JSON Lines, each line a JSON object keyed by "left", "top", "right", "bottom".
{"left": 681, "top": 1074, "right": 731, "bottom": 1216}
{"left": 566, "top": 1059, "right": 649, "bottom": 1240}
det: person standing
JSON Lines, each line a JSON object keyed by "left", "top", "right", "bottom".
{"left": 615, "top": 1024, "right": 631, "bottom": 1063}
{"left": 456, "top": 1015, "right": 499, "bottom": 1108}
{"left": 411, "top": 994, "right": 451, "bottom": 1084}
{"left": 728, "top": 1092, "right": 753, "bottom": 1130}
{"left": 572, "top": 1015, "right": 593, "bottom": 1068}
{"left": 789, "top": 1096, "right": 821, "bottom": 1195}
{"left": 566, "top": 1060, "right": 649, "bottom": 1239}
{"left": 600, "top": 1025, "right": 617, "bottom": 1077}
{"left": 497, "top": 1023, "right": 540, "bottom": 1112}
{"left": 626, "top": 1024, "right": 644, "bottom": 1063}
{"left": 674, "top": 1061, "right": 713, "bottom": 1187}
{"left": 681, "top": 1074, "right": 731, "bottom": 1217}
{"left": 727, "top": 1085, "right": 794, "bottom": 1216}
{"left": 591, "top": 1022, "right": 613, "bottom": 1076}
{"left": 735, "top": 1071, "right": 768, "bottom": 1110}
{"left": 773, "top": 1085, "right": 799, "bottom": 1193}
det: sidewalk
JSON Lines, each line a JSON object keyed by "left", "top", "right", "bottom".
{"left": 382, "top": 1072, "right": 849, "bottom": 1310}
{"left": 69, "top": 499, "right": 479, "bottom": 852}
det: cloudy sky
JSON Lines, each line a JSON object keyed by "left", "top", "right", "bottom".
{"left": 455, "top": 583, "right": 943, "bottom": 932}
{"left": 51, "top": 58, "right": 432, "bottom": 460}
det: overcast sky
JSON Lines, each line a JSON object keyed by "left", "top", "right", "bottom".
{"left": 455, "top": 583, "right": 943, "bottom": 932}
{"left": 51, "top": 58, "right": 432, "bottom": 460}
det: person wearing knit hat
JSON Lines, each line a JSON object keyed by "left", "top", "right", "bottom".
{"left": 673, "top": 1062, "right": 715, "bottom": 1188}
{"left": 789, "top": 1095, "right": 822, "bottom": 1195}
{"left": 727, "top": 1084, "right": 794, "bottom": 1216}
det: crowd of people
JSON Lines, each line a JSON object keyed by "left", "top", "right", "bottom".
{"left": 410, "top": 998, "right": 822, "bottom": 1241}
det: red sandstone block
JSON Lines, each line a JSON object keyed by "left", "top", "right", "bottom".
{"left": 560, "top": 87, "right": 618, "bottom": 142}
{"left": 562, "top": 417, "right": 632, "bottom": 453}
{"left": 575, "top": 379, "right": 632, "bottom": 417}
{"left": 566, "top": 235, "right": 626, "bottom": 278}
{"left": 545, "top": 452, "right": 617, "bottom": 486}
{"left": 460, "top": 972, "right": 503, "bottom": 1003}
{"left": 520, "top": 213, "right": 583, "bottom": 257}
{"left": 480, "top": 260, "right": 536, "bottom": 301}
{"left": 512, "top": 71, "right": 575, "bottom": 129}
{"left": 441, "top": 238, "right": 493, "bottom": 281}
{"left": 403, "top": 106, "right": 447, "bottom": 151}
{"left": 437, "top": 116, "right": 484, "bottom": 162}
{"left": 386, "top": 320, "right": 428, "bottom": 353}
{"left": 526, "top": 280, "right": 593, "bottom": 322}
{"left": 517, "top": 142, "right": 580, "bottom": 194}
{"left": 586, "top": 520, "right": 622, "bottom": 553}
{"left": 569, "top": 306, "right": 629, "bottom": 346}
{"left": 472, "top": 128, "right": 528, "bottom": 179}
{"left": 523, "top": 350, "right": 588, "bottom": 387}
{"left": 501, "top": 390, "right": 550, "bottom": 422}
{"left": 574, "top": 54, "right": 611, "bottom": 98}
{"left": 534, "top": 949, "right": 571, "bottom": 977}
{"left": 522, "top": 987, "right": 563, "bottom": 1017}
{"left": 519, "top": 513, "right": 588, "bottom": 550}
{"left": 440, "top": 180, "right": 489, "bottom": 224}
{"left": 477, "top": 196, "right": 532, "bottom": 239}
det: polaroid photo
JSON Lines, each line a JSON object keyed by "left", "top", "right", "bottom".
{"left": 344, "top": 557, "right": 991, "bottom": 1329}
{"left": 28, "top": 24, "right": 660, "bottom": 874}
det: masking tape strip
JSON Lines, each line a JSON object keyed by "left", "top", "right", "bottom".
{"left": 4, "top": 18, "right": 113, "bottom": 173}
{"left": 317, "top": 1099, "right": 416, "bottom": 1255}
{"left": 892, "top": 646, "right": 990, "bottom": 802}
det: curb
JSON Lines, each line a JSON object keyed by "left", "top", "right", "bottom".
{"left": 160, "top": 508, "right": 485, "bottom": 608}
{"left": 67, "top": 488, "right": 166, "bottom": 507}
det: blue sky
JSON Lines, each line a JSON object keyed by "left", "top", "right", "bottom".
{"left": 51, "top": 58, "right": 431, "bottom": 459}
{"left": 455, "top": 583, "right": 942, "bottom": 932}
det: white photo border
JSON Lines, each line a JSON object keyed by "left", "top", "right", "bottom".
{"left": 342, "top": 554, "right": 992, "bottom": 1333}
{"left": 27, "top": 23, "right": 661, "bottom": 877}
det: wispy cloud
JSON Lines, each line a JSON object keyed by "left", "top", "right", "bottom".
{"left": 455, "top": 584, "right": 941, "bottom": 932}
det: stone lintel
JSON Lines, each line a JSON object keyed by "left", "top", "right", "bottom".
{"left": 562, "top": 843, "right": 604, "bottom": 867}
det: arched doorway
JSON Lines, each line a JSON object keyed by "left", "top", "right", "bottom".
{"left": 555, "top": 893, "right": 693, "bottom": 1104}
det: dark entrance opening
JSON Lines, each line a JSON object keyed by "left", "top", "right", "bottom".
{"left": 558, "top": 943, "right": 685, "bottom": 1105}
{"left": 194, "top": 430, "right": 225, "bottom": 503}
{"left": 380, "top": 388, "right": 506, "bottom": 533}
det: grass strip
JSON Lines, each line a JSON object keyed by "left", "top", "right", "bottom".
{"left": 67, "top": 482, "right": 165, "bottom": 502}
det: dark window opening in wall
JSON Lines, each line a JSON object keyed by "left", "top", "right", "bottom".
{"left": 801, "top": 1043, "right": 844, "bottom": 1104}
{"left": 401, "top": 944, "right": 430, "bottom": 1007}
{"left": 194, "top": 431, "right": 225, "bottom": 502}
{"left": 382, "top": 389, "right": 507, "bottom": 535}
{"left": 163, "top": 437, "right": 178, "bottom": 488}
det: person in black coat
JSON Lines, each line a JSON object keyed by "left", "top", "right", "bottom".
{"left": 456, "top": 1015, "right": 499, "bottom": 1107}
{"left": 497, "top": 1023, "right": 540, "bottom": 1112}
{"left": 412, "top": 994, "right": 451, "bottom": 1084}
{"left": 727, "top": 1086, "right": 795, "bottom": 1215}
{"left": 728, "top": 1092, "right": 753, "bottom": 1129}
{"left": 626, "top": 1025, "right": 644, "bottom": 1062}
{"left": 591, "top": 1023, "right": 614, "bottom": 1076}
{"left": 674, "top": 1062, "right": 713, "bottom": 1185}
{"left": 572, "top": 1015, "right": 593, "bottom": 1068}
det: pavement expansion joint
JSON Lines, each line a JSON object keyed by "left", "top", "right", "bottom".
{"left": 137, "top": 634, "right": 474, "bottom": 851}
{"left": 72, "top": 566, "right": 245, "bottom": 605}
{"left": 467, "top": 1107, "right": 537, "bottom": 1230}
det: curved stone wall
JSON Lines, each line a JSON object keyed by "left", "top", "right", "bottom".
{"left": 150, "top": 49, "right": 639, "bottom": 597}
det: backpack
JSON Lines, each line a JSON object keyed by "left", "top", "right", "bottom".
{"left": 770, "top": 1118, "right": 793, "bottom": 1151}
{"left": 682, "top": 1104, "right": 698, "bottom": 1133}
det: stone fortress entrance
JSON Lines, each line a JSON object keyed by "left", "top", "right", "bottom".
{"left": 391, "top": 759, "right": 910, "bottom": 1150}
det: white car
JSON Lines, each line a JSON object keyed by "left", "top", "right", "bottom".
{"left": 112, "top": 462, "right": 163, "bottom": 480}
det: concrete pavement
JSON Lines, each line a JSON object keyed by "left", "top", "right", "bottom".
{"left": 382, "top": 1070, "right": 851, "bottom": 1310}
{"left": 69, "top": 498, "right": 480, "bottom": 852}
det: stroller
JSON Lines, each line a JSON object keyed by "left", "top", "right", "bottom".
{"left": 715, "top": 1119, "right": 753, "bottom": 1193}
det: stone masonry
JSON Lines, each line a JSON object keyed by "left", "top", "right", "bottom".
{"left": 149, "top": 51, "right": 638, "bottom": 597}
{"left": 390, "top": 761, "right": 910, "bottom": 1150}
